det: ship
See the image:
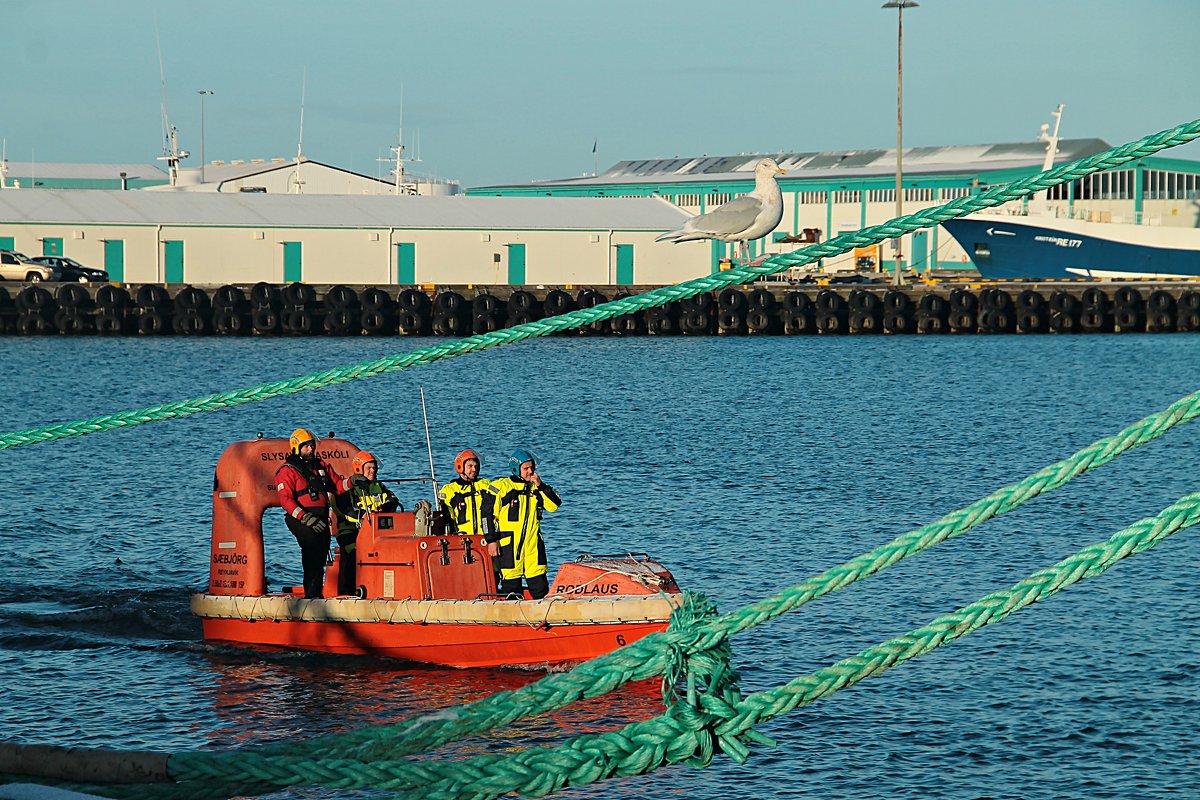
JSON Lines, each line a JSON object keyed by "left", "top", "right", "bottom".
{"left": 942, "top": 212, "right": 1200, "bottom": 280}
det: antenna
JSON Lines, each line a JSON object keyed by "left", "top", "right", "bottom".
{"left": 1, "top": 140, "right": 8, "bottom": 190}
{"left": 1034, "top": 103, "right": 1065, "bottom": 213}
{"left": 292, "top": 68, "right": 306, "bottom": 194}
{"left": 419, "top": 386, "right": 439, "bottom": 504}
{"left": 378, "top": 88, "right": 421, "bottom": 196}
{"left": 153, "top": 12, "right": 188, "bottom": 186}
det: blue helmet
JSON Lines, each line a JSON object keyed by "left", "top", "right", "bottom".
{"left": 508, "top": 448, "right": 536, "bottom": 476}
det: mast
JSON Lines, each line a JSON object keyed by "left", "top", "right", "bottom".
{"left": 1034, "top": 103, "right": 1064, "bottom": 213}
{"left": 292, "top": 68, "right": 306, "bottom": 194}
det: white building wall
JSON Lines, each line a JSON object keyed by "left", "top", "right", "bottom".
{"left": 0, "top": 222, "right": 710, "bottom": 285}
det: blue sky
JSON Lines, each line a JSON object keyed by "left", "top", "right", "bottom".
{"left": 5, "top": 0, "right": 1199, "bottom": 187}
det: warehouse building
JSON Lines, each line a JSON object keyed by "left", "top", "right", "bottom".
{"left": 469, "top": 138, "right": 1200, "bottom": 273}
{"left": 1, "top": 157, "right": 458, "bottom": 196}
{"left": 0, "top": 190, "right": 705, "bottom": 285}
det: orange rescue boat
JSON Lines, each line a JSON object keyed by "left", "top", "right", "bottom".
{"left": 190, "top": 438, "right": 683, "bottom": 669}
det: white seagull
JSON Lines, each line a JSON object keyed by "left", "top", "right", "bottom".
{"left": 656, "top": 157, "right": 786, "bottom": 262}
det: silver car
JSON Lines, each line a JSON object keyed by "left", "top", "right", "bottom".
{"left": 0, "top": 250, "right": 60, "bottom": 283}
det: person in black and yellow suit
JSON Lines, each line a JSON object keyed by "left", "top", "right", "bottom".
{"left": 438, "top": 449, "right": 497, "bottom": 545}
{"left": 334, "top": 450, "right": 400, "bottom": 596}
{"left": 490, "top": 448, "right": 561, "bottom": 600}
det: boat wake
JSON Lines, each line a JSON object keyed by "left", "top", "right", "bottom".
{"left": 0, "top": 585, "right": 202, "bottom": 650}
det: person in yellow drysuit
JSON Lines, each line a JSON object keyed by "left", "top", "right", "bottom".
{"left": 438, "top": 449, "right": 498, "bottom": 545}
{"left": 490, "top": 448, "right": 560, "bottom": 600}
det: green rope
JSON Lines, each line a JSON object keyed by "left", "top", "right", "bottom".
{"left": 163, "top": 382, "right": 1200, "bottom": 769}
{"left": 156, "top": 492, "right": 1200, "bottom": 799}
{"left": 2, "top": 116, "right": 1198, "bottom": 452}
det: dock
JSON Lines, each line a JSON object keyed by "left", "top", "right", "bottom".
{"left": 1, "top": 281, "right": 1198, "bottom": 336}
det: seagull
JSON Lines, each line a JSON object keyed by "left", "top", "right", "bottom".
{"left": 656, "top": 157, "right": 786, "bottom": 263}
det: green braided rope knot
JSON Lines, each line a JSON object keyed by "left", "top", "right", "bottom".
{"left": 2, "top": 116, "right": 1199, "bottom": 452}
{"left": 160, "top": 493, "right": 1200, "bottom": 800}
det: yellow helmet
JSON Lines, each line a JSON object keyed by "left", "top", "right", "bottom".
{"left": 289, "top": 428, "right": 318, "bottom": 455}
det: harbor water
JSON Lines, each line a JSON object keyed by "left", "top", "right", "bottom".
{"left": 2, "top": 333, "right": 1199, "bottom": 799}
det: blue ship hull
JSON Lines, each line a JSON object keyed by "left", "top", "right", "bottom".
{"left": 942, "top": 215, "right": 1200, "bottom": 280}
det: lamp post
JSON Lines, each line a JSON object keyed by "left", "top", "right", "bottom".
{"left": 197, "top": 90, "right": 214, "bottom": 183}
{"left": 882, "top": 0, "right": 916, "bottom": 286}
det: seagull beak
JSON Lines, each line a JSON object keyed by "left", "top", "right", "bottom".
{"left": 776, "top": 167, "right": 786, "bottom": 174}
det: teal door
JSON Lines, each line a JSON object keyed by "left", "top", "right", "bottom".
{"left": 0, "top": 236, "right": 13, "bottom": 251}
{"left": 283, "top": 242, "right": 302, "bottom": 283}
{"left": 43, "top": 238, "right": 63, "bottom": 257}
{"left": 615, "top": 244, "right": 634, "bottom": 285}
{"left": 164, "top": 240, "right": 184, "bottom": 283}
{"left": 396, "top": 243, "right": 415, "bottom": 284}
{"left": 506, "top": 244, "right": 526, "bottom": 284}
{"left": 103, "top": 239, "right": 124, "bottom": 282}
{"left": 911, "top": 231, "right": 929, "bottom": 272}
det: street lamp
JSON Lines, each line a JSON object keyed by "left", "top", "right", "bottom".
{"left": 197, "top": 90, "right": 214, "bottom": 183}
{"left": 882, "top": 0, "right": 917, "bottom": 286}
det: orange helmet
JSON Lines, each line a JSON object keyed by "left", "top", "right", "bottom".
{"left": 289, "top": 428, "right": 318, "bottom": 455}
{"left": 454, "top": 449, "right": 480, "bottom": 475}
{"left": 351, "top": 450, "right": 378, "bottom": 475}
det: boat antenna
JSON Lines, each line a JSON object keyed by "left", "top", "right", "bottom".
{"left": 1035, "top": 103, "right": 1065, "bottom": 212}
{"left": 419, "top": 386, "right": 439, "bottom": 504}
{"left": 292, "top": 68, "right": 306, "bottom": 194}
{"left": 153, "top": 11, "right": 188, "bottom": 187}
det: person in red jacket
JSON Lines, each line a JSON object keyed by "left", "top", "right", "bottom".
{"left": 276, "top": 428, "right": 366, "bottom": 598}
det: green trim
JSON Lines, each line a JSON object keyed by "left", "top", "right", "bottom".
{"left": 0, "top": 236, "right": 14, "bottom": 251}
{"left": 1134, "top": 164, "right": 1144, "bottom": 222}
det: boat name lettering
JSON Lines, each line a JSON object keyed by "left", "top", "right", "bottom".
{"left": 212, "top": 553, "right": 248, "bottom": 565}
{"left": 260, "top": 449, "right": 352, "bottom": 461}
{"left": 555, "top": 583, "right": 619, "bottom": 595}
{"left": 1033, "top": 235, "right": 1083, "bottom": 248}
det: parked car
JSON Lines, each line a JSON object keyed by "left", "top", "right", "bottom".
{"left": 32, "top": 256, "right": 110, "bottom": 283}
{"left": 0, "top": 250, "right": 60, "bottom": 282}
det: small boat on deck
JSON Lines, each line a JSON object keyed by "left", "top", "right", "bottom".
{"left": 190, "top": 438, "right": 683, "bottom": 669}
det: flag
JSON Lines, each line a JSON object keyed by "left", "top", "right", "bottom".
{"left": 592, "top": 140, "right": 597, "bottom": 154}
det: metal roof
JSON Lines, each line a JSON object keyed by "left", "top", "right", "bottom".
{"left": 0, "top": 189, "right": 691, "bottom": 230}
{"left": 2, "top": 162, "right": 168, "bottom": 181}
{"left": 474, "top": 138, "right": 1115, "bottom": 190}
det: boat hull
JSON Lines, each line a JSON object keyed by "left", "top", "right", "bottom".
{"left": 192, "top": 593, "right": 678, "bottom": 669}
{"left": 942, "top": 215, "right": 1200, "bottom": 280}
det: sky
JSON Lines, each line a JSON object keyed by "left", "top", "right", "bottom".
{"left": 4, "top": 0, "right": 1200, "bottom": 188}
